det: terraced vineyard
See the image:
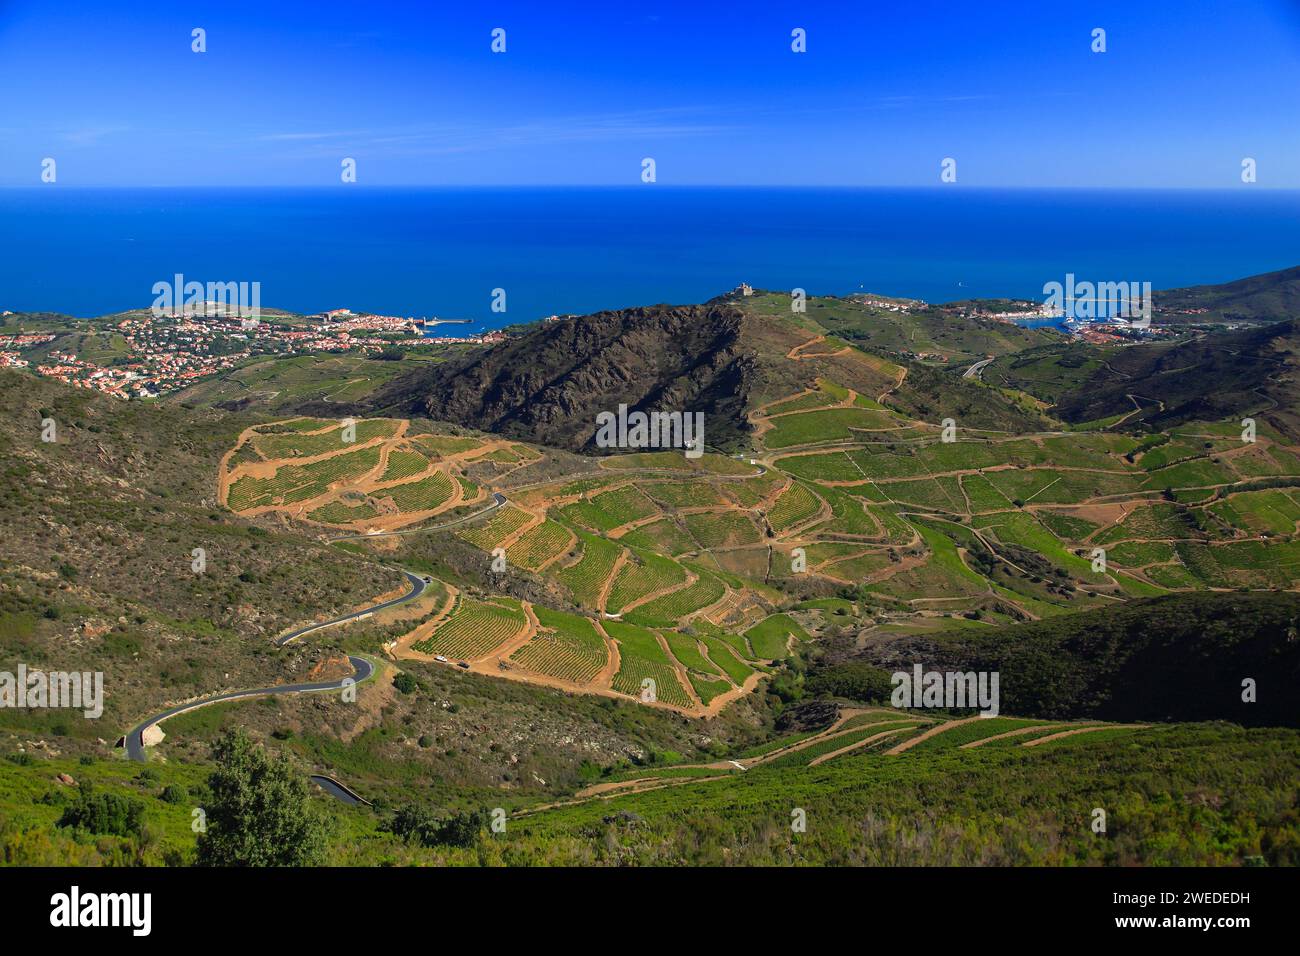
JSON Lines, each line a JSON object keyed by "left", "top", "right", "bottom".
{"left": 626, "top": 571, "right": 726, "bottom": 626}
{"left": 410, "top": 597, "right": 527, "bottom": 660}
{"left": 763, "top": 720, "right": 921, "bottom": 767}
{"left": 683, "top": 511, "right": 761, "bottom": 548}
{"left": 380, "top": 449, "right": 431, "bottom": 482}
{"left": 222, "top": 418, "right": 514, "bottom": 533}
{"left": 606, "top": 551, "right": 688, "bottom": 614}
{"left": 306, "top": 499, "right": 378, "bottom": 523}
{"left": 604, "top": 620, "right": 694, "bottom": 708}
{"left": 767, "top": 481, "right": 823, "bottom": 531}
{"left": 506, "top": 519, "right": 574, "bottom": 571}
{"left": 457, "top": 504, "right": 534, "bottom": 550}
{"left": 510, "top": 607, "right": 609, "bottom": 683}
{"left": 247, "top": 418, "right": 399, "bottom": 460}
{"left": 14, "top": 194, "right": 1300, "bottom": 877}
{"left": 698, "top": 635, "right": 756, "bottom": 685}
{"left": 899, "top": 716, "right": 1046, "bottom": 750}
{"left": 217, "top": 343, "right": 1300, "bottom": 719}
{"left": 547, "top": 708, "right": 1153, "bottom": 808}
{"left": 663, "top": 631, "right": 724, "bottom": 677}
{"left": 556, "top": 532, "right": 623, "bottom": 607}
{"left": 744, "top": 614, "right": 807, "bottom": 660}
{"left": 382, "top": 471, "right": 454, "bottom": 512}
{"left": 226, "top": 444, "right": 383, "bottom": 510}
{"left": 689, "top": 673, "right": 732, "bottom": 706}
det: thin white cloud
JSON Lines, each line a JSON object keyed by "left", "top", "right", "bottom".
{"left": 60, "top": 125, "right": 131, "bottom": 145}
{"left": 258, "top": 131, "right": 362, "bottom": 142}
{"left": 253, "top": 106, "right": 738, "bottom": 158}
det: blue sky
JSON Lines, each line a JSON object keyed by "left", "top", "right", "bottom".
{"left": 1, "top": 0, "right": 1298, "bottom": 187}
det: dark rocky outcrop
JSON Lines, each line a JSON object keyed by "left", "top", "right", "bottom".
{"left": 369, "top": 304, "right": 758, "bottom": 453}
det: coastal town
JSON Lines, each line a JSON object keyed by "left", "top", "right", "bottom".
{"left": 0, "top": 307, "right": 503, "bottom": 400}
{"left": 0, "top": 286, "right": 1179, "bottom": 401}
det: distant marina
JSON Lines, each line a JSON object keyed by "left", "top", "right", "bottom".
{"left": 422, "top": 316, "right": 475, "bottom": 338}
{"left": 317, "top": 308, "right": 492, "bottom": 343}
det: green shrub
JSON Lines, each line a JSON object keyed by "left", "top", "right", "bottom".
{"left": 386, "top": 806, "right": 485, "bottom": 848}
{"left": 393, "top": 672, "right": 418, "bottom": 695}
{"left": 57, "top": 785, "right": 145, "bottom": 837}
{"left": 806, "top": 662, "right": 895, "bottom": 703}
{"left": 160, "top": 784, "right": 188, "bottom": 805}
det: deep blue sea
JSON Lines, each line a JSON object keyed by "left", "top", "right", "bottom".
{"left": 2, "top": 187, "right": 1297, "bottom": 330}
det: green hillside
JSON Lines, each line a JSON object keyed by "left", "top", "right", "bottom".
{"left": 3, "top": 272, "right": 1299, "bottom": 869}
{"left": 1154, "top": 264, "right": 1300, "bottom": 325}
{"left": 813, "top": 592, "right": 1300, "bottom": 726}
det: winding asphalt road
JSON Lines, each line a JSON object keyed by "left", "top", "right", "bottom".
{"left": 127, "top": 562, "right": 426, "bottom": 758}
{"left": 123, "top": 491, "right": 513, "bottom": 762}
{"left": 274, "top": 569, "right": 428, "bottom": 646}
{"left": 125, "top": 655, "right": 375, "bottom": 762}
{"left": 124, "top": 456, "right": 750, "bottom": 762}
{"left": 125, "top": 568, "right": 432, "bottom": 762}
